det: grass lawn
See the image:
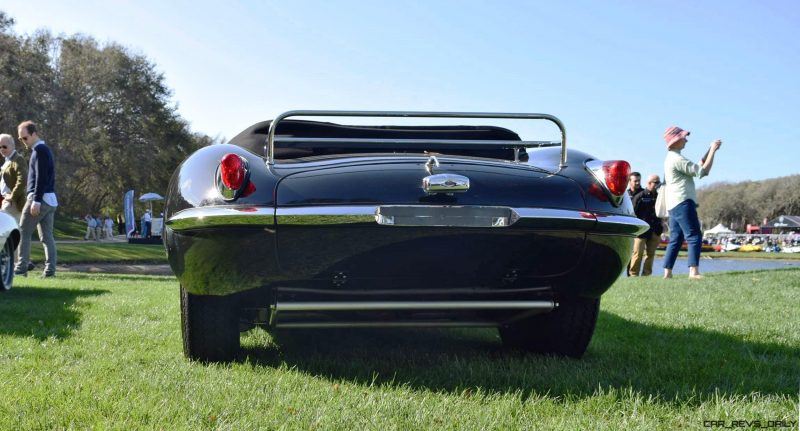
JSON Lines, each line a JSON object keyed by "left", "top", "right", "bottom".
{"left": 28, "top": 242, "right": 166, "bottom": 264}
{"left": 54, "top": 214, "right": 90, "bottom": 240}
{"left": 0, "top": 269, "right": 797, "bottom": 429}
{"left": 656, "top": 250, "right": 800, "bottom": 260}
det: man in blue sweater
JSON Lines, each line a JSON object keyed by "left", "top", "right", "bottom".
{"left": 14, "top": 121, "right": 58, "bottom": 277}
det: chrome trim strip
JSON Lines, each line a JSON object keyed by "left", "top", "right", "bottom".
{"left": 267, "top": 110, "right": 567, "bottom": 168}
{"left": 276, "top": 206, "right": 376, "bottom": 216}
{"left": 594, "top": 215, "right": 651, "bottom": 236}
{"left": 275, "top": 300, "right": 555, "bottom": 312}
{"left": 512, "top": 208, "right": 594, "bottom": 221}
{"left": 276, "top": 206, "right": 376, "bottom": 225}
{"left": 509, "top": 207, "right": 597, "bottom": 229}
{"left": 166, "top": 207, "right": 275, "bottom": 231}
{"left": 273, "top": 321, "right": 503, "bottom": 329}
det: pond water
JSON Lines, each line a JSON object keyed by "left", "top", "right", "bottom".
{"left": 645, "top": 257, "right": 800, "bottom": 274}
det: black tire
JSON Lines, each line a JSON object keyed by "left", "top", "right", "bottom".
{"left": 499, "top": 297, "right": 600, "bottom": 359}
{"left": 180, "top": 286, "right": 240, "bottom": 362}
{"left": 0, "top": 238, "right": 14, "bottom": 291}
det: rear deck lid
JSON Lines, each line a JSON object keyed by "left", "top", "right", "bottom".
{"left": 274, "top": 157, "right": 585, "bottom": 209}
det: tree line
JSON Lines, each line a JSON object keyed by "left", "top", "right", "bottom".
{"left": 697, "top": 175, "right": 800, "bottom": 231}
{"left": 0, "top": 12, "right": 216, "bottom": 217}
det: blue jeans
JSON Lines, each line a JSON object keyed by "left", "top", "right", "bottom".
{"left": 663, "top": 199, "right": 702, "bottom": 269}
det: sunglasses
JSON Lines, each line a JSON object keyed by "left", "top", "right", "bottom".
{"left": 649, "top": 181, "right": 661, "bottom": 184}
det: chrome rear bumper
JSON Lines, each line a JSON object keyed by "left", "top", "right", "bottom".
{"left": 264, "top": 299, "right": 556, "bottom": 328}
{"left": 167, "top": 205, "right": 649, "bottom": 236}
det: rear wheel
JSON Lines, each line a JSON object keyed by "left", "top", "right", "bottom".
{"left": 499, "top": 297, "right": 600, "bottom": 358}
{"left": 180, "top": 286, "right": 240, "bottom": 362}
{"left": 0, "top": 238, "right": 15, "bottom": 291}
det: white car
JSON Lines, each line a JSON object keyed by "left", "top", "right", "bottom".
{"left": 0, "top": 211, "right": 21, "bottom": 291}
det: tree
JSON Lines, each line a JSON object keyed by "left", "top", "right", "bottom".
{"left": 698, "top": 175, "right": 800, "bottom": 230}
{"left": 0, "top": 14, "right": 214, "bottom": 216}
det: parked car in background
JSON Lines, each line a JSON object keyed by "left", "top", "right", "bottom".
{"left": 0, "top": 211, "right": 21, "bottom": 291}
{"left": 163, "top": 110, "right": 648, "bottom": 362}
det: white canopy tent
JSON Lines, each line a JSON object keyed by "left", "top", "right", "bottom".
{"left": 139, "top": 192, "right": 164, "bottom": 214}
{"left": 139, "top": 192, "right": 165, "bottom": 237}
{"left": 705, "top": 223, "right": 734, "bottom": 235}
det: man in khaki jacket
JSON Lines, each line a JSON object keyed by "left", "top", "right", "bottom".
{"left": 0, "top": 133, "right": 27, "bottom": 223}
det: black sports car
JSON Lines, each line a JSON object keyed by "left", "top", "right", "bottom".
{"left": 163, "top": 110, "right": 647, "bottom": 362}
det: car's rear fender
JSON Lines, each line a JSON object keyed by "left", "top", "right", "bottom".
{"left": 164, "top": 144, "right": 282, "bottom": 295}
{"left": 163, "top": 144, "right": 279, "bottom": 221}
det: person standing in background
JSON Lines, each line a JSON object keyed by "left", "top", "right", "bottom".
{"left": 94, "top": 214, "right": 103, "bottom": 240}
{"left": 116, "top": 213, "right": 125, "bottom": 235}
{"left": 627, "top": 172, "right": 642, "bottom": 200}
{"left": 629, "top": 174, "right": 663, "bottom": 276}
{"left": 624, "top": 171, "right": 643, "bottom": 276}
{"left": 143, "top": 209, "right": 152, "bottom": 238}
{"left": 84, "top": 214, "right": 95, "bottom": 240}
{"left": 14, "top": 121, "right": 58, "bottom": 278}
{"left": 662, "top": 126, "right": 722, "bottom": 280}
{"left": 0, "top": 133, "right": 27, "bottom": 223}
{"left": 104, "top": 215, "right": 114, "bottom": 239}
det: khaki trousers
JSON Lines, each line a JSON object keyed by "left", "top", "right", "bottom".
{"left": 15, "top": 199, "right": 57, "bottom": 276}
{"left": 629, "top": 231, "right": 661, "bottom": 276}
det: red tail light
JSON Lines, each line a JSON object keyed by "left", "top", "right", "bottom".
{"left": 217, "top": 153, "right": 255, "bottom": 200}
{"left": 585, "top": 159, "right": 631, "bottom": 206}
{"left": 220, "top": 154, "right": 246, "bottom": 190}
{"left": 602, "top": 160, "right": 630, "bottom": 196}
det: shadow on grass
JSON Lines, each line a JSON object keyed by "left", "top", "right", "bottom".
{"left": 0, "top": 287, "right": 108, "bottom": 340}
{"left": 239, "top": 311, "right": 798, "bottom": 402}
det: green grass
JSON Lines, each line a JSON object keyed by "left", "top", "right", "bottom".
{"left": 28, "top": 242, "right": 166, "bottom": 263}
{"left": 54, "top": 214, "right": 90, "bottom": 240}
{"left": 0, "top": 270, "right": 797, "bottom": 429}
{"left": 656, "top": 250, "right": 800, "bottom": 260}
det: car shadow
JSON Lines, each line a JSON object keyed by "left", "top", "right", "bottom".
{"left": 238, "top": 310, "right": 798, "bottom": 402}
{"left": 0, "top": 287, "right": 108, "bottom": 340}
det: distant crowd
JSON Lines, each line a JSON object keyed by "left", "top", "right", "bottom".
{"left": 83, "top": 214, "right": 115, "bottom": 241}
{"left": 83, "top": 209, "right": 155, "bottom": 240}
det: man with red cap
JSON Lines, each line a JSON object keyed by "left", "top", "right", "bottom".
{"left": 662, "top": 126, "right": 722, "bottom": 280}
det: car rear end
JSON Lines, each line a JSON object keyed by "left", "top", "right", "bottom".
{"left": 164, "top": 111, "right": 647, "bottom": 361}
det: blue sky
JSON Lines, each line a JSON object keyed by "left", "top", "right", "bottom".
{"left": 2, "top": 0, "right": 798, "bottom": 183}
